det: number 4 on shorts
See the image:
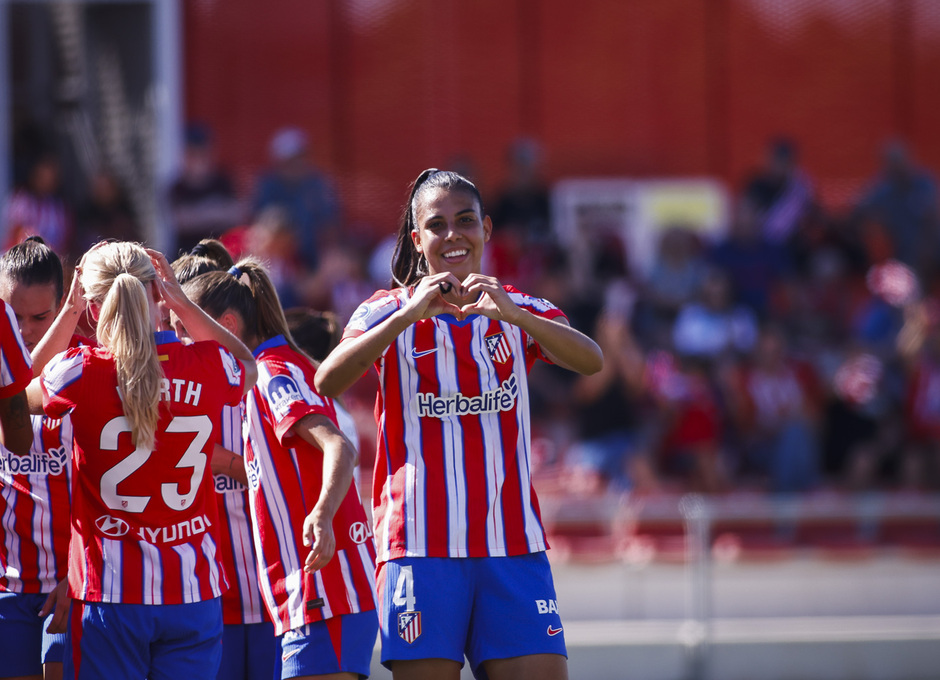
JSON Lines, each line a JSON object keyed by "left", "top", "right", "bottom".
{"left": 392, "top": 565, "right": 416, "bottom": 611}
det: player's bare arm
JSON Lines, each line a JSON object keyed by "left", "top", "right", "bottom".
{"left": 0, "top": 390, "right": 32, "bottom": 455}
{"left": 293, "top": 413, "right": 358, "bottom": 573}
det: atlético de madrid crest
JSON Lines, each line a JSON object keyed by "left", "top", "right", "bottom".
{"left": 485, "top": 332, "right": 512, "bottom": 364}
{"left": 398, "top": 611, "right": 422, "bottom": 643}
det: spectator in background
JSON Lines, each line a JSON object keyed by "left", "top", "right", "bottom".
{"left": 636, "top": 226, "right": 708, "bottom": 347}
{"left": 252, "top": 127, "right": 339, "bottom": 268}
{"left": 672, "top": 268, "right": 759, "bottom": 360}
{"left": 491, "top": 137, "right": 551, "bottom": 241}
{"left": 897, "top": 298, "right": 940, "bottom": 490}
{"left": 75, "top": 168, "right": 140, "bottom": 250}
{"left": 568, "top": 302, "right": 657, "bottom": 494}
{"left": 743, "top": 137, "right": 815, "bottom": 245}
{"left": 857, "top": 140, "right": 939, "bottom": 279}
{"left": 709, "top": 197, "right": 790, "bottom": 319}
{"left": 167, "top": 122, "right": 243, "bottom": 255}
{"left": 821, "top": 349, "right": 900, "bottom": 490}
{"left": 489, "top": 138, "right": 556, "bottom": 291}
{"left": 725, "top": 325, "right": 822, "bottom": 493}
{"left": 647, "top": 351, "right": 729, "bottom": 494}
{"left": 3, "top": 154, "right": 73, "bottom": 257}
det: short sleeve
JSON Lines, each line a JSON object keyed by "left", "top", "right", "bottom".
{"left": 506, "top": 287, "right": 568, "bottom": 364}
{"left": 41, "top": 348, "right": 85, "bottom": 418}
{"left": 257, "top": 359, "right": 332, "bottom": 443}
{"left": 0, "top": 301, "right": 32, "bottom": 399}
{"left": 343, "top": 290, "right": 402, "bottom": 339}
{"left": 214, "top": 345, "right": 246, "bottom": 406}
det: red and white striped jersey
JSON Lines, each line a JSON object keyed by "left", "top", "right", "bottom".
{"left": 41, "top": 331, "right": 245, "bottom": 605}
{"left": 0, "top": 335, "right": 93, "bottom": 594}
{"left": 213, "top": 401, "right": 266, "bottom": 624}
{"left": 0, "top": 414, "right": 72, "bottom": 593}
{"left": 343, "top": 285, "right": 566, "bottom": 564}
{"left": 0, "top": 299, "right": 31, "bottom": 399}
{"left": 244, "top": 336, "right": 377, "bottom": 636}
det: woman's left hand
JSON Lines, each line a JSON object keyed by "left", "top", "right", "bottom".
{"left": 145, "top": 248, "right": 188, "bottom": 311}
{"left": 457, "top": 274, "right": 521, "bottom": 323}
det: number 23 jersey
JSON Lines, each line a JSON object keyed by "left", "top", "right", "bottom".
{"left": 41, "top": 331, "right": 245, "bottom": 605}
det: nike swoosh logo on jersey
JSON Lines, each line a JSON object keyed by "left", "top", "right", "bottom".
{"left": 411, "top": 347, "right": 438, "bottom": 359}
{"left": 547, "top": 625, "right": 563, "bottom": 636}
{"left": 282, "top": 648, "right": 303, "bottom": 663}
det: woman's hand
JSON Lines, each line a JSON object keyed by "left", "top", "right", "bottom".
{"left": 403, "top": 272, "right": 465, "bottom": 321}
{"left": 145, "top": 248, "right": 189, "bottom": 313}
{"left": 457, "top": 274, "right": 522, "bottom": 323}
{"left": 303, "top": 506, "right": 337, "bottom": 574}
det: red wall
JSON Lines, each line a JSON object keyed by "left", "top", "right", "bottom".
{"left": 183, "top": 0, "right": 940, "bottom": 240}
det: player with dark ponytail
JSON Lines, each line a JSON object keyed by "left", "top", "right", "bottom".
{"left": 316, "top": 168, "right": 603, "bottom": 680}
{"left": 183, "top": 260, "right": 378, "bottom": 680}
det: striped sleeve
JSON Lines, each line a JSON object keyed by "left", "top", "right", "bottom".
{"left": 257, "top": 360, "right": 331, "bottom": 442}
{"left": 40, "top": 349, "right": 85, "bottom": 418}
{"left": 343, "top": 289, "right": 403, "bottom": 339}
{"left": 0, "top": 301, "right": 32, "bottom": 399}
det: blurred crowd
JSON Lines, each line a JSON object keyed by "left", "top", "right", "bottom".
{"left": 6, "top": 125, "right": 940, "bottom": 498}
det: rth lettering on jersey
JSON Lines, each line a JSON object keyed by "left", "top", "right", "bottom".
{"left": 95, "top": 512, "right": 213, "bottom": 544}
{"left": 416, "top": 375, "right": 518, "bottom": 419}
{"left": 536, "top": 599, "right": 559, "bottom": 615}
{"left": 0, "top": 445, "right": 68, "bottom": 477}
{"left": 159, "top": 378, "right": 203, "bottom": 406}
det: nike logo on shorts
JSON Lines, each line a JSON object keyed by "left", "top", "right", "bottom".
{"left": 411, "top": 347, "right": 438, "bottom": 359}
{"left": 282, "top": 648, "right": 303, "bottom": 663}
{"left": 547, "top": 625, "right": 563, "bottom": 636}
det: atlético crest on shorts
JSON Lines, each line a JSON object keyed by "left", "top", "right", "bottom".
{"left": 485, "top": 332, "right": 512, "bottom": 364}
{"left": 398, "top": 611, "right": 422, "bottom": 644}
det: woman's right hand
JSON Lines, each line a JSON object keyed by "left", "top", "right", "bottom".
{"left": 405, "top": 273, "right": 465, "bottom": 322}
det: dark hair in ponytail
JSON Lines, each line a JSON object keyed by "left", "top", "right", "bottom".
{"left": 172, "top": 239, "right": 235, "bottom": 285}
{"left": 390, "top": 169, "right": 485, "bottom": 288}
{"left": 182, "top": 258, "right": 314, "bottom": 363}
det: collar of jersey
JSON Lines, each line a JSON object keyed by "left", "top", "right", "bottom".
{"left": 154, "top": 330, "right": 179, "bottom": 345}
{"left": 435, "top": 313, "right": 479, "bottom": 327}
{"left": 253, "top": 334, "right": 287, "bottom": 357}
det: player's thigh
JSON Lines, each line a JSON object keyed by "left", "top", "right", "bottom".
{"left": 389, "top": 657, "right": 463, "bottom": 680}
{"left": 0, "top": 592, "right": 45, "bottom": 679}
{"left": 480, "top": 653, "right": 568, "bottom": 680}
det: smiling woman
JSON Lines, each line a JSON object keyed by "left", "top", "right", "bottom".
{"left": 315, "top": 168, "right": 603, "bottom": 680}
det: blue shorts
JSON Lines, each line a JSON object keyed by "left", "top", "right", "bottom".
{"left": 218, "top": 621, "right": 281, "bottom": 680}
{"left": 64, "top": 598, "right": 222, "bottom": 680}
{"left": 0, "top": 591, "right": 66, "bottom": 676}
{"left": 376, "top": 553, "right": 567, "bottom": 675}
{"left": 279, "top": 611, "right": 378, "bottom": 679}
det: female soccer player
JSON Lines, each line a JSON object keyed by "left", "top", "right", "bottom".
{"left": 315, "top": 169, "right": 603, "bottom": 680}
{"left": 182, "top": 262, "right": 378, "bottom": 679}
{"left": 0, "top": 237, "right": 74, "bottom": 680}
{"left": 172, "top": 242, "right": 280, "bottom": 680}
{"left": 26, "top": 241, "right": 258, "bottom": 680}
